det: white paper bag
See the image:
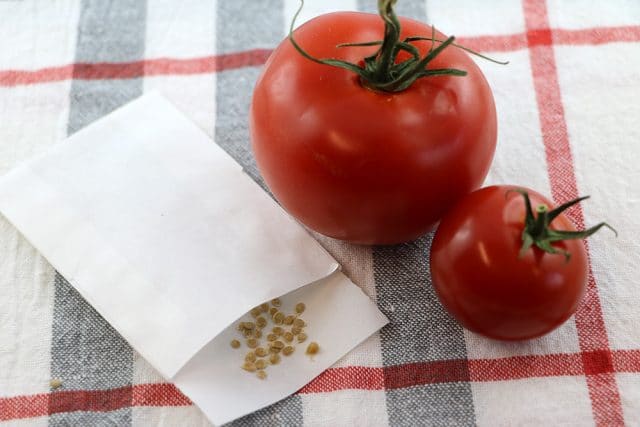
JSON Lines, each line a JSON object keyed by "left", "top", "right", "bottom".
{"left": 0, "top": 92, "right": 388, "bottom": 425}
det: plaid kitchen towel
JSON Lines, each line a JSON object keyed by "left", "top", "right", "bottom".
{"left": 1, "top": 0, "right": 639, "bottom": 425}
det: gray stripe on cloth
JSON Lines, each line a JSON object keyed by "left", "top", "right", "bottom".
{"left": 66, "top": 0, "right": 147, "bottom": 134}
{"left": 216, "top": 2, "right": 303, "bottom": 425}
{"left": 50, "top": 0, "right": 146, "bottom": 425}
{"left": 375, "top": 234, "right": 469, "bottom": 361}
{"left": 374, "top": 235, "right": 476, "bottom": 426}
{"left": 215, "top": 0, "right": 285, "bottom": 189}
{"left": 357, "top": 0, "right": 427, "bottom": 18}
{"left": 363, "top": 0, "right": 477, "bottom": 424}
{"left": 386, "top": 383, "right": 476, "bottom": 427}
{"left": 51, "top": 407, "right": 132, "bottom": 427}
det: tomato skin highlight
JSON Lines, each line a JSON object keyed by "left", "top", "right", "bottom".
{"left": 250, "top": 12, "right": 497, "bottom": 244}
{"left": 430, "top": 185, "right": 589, "bottom": 341}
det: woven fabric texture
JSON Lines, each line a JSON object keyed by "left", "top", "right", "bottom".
{"left": 1, "top": 0, "right": 639, "bottom": 425}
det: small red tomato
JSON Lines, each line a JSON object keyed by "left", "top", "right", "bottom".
{"left": 430, "top": 185, "right": 613, "bottom": 340}
{"left": 250, "top": 4, "right": 497, "bottom": 244}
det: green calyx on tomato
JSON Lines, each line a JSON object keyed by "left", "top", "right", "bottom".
{"left": 513, "top": 189, "right": 617, "bottom": 261}
{"left": 288, "top": 0, "right": 507, "bottom": 93}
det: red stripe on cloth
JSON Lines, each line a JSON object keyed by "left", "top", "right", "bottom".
{"left": 456, "top": 34, "right": 528, "bottom": 52}
{"left": 0, "top": 49, "right": 272, "bottom": 87}
{"left": 299, "top": 356, "right": 572, "bottom": 394}
{"left": 439, "top": 25, "right": 640, "bottom": 53}
{"left": 0, "top": 393, "right": 49, "bottom": 421}
{"left": 554, "top": 25, "right": 640, "bottom": 46}
{"left": 0, "top": 65, "right": 75, "bottom": 87}
{"left": 48, "top": 387, "right": 132, "bottom": 415}
{"left": 0, "top": 384, "right": 189, "bottom": 422}
{"left": 522, "top": 0, "right": 624, "bottom": 425}
{"left": 1, "top": 26, "right": 639, "bottom": 88}
{"left": 613, "top": 349, "right": 640, "bottom": 372}
{"left": 143, "top": 50, "right": 272, "bottom": 77}
{"left": 298, "top": 366, "right": 385, "bottom": 393}
{"left": 300, "top": 352, "right": 598, "bottom": 393}
{"left": 469, "top": 353, "right": 584, "bottom": 381}
{"left": 3, "top": 350, "right": 640, "bottom": 421}
{"left": 384, "top": 359, "right": 470, "bottom": 389}
{"left": 131, "top": 383, "right": 191, "bottom": 407}
{"left": 582, "top": 350, "right": 615, "bottom": 375}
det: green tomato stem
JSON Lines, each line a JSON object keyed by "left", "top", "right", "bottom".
{"left": 512, "top": 189, "right": 617, "bottom": 261}
{"left": 287, "top": 0, "right": 506, "bottom": 93}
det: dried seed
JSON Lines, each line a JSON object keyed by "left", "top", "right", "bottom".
{"left": 271, "top": 340, "right": 285, "bottom": 349}
{"left": 247, "top": 338, "right": 259, "bottom": 349}
{"left": 256, "top": 370, "right": 267, "bottom": 380}
{"left": 253, "top": 329, "right": 262, "bottom": 339}
{"left": 293, "top": 318, "right": 305, "bottom": 328}
{"left": 291, "top": 326, "right": 302, "bottom": 335}
{"left": 269, "top": 307, "right": 278, "bottom": 316}
{"left": 267, "top": 333, "right": 277, "bottom": 342}
{"left": 297, "top": 332, "right": 307, "bottom": 343}
{"left": 283, "top": 346, "right": 295, "bottom": 356}
{"left": 306, "top": 342, "right": 320, "bottom": 356}
{"left": 238, "top": 322, "right": 256, "bottom": 332}
{"left": 250, "top": 307, "right": 262, "bottom": 317}
{"left": 272, "top": 326, "right": 284, "bottom": 336}
{"left": 260, "top": 303, "right": 269, "bottom": 312}
{"left": 242, "top": 362, "right": 257, "bottom": 372}
{"left": 256, "top": 316, "right": 267, "bottom": 328}
{"left": 50, "top": 379, "right": 63, "bottom": 390}
{"left": 284, "top": 315, "right": 295, "bottom": 325}
{"left": 295, "top": 303, "right": 306, "bottom": 314}
{"left": 243, "top": 329, "right": 253, "bottom": 338}
{"left": 271, "top": 298, "right": 281, "bottom": 307}
{"left": 230, "top": 339, "right": 241, "bottom": 349}
{"left": 283, "top": 332, "right": 294, "bottom": 342}
{"left": 273, "top": 312, "right": 284, "bottom": 324}
{"left": 255, "top": 347, "right": 267, "bottom": 357}
{"left": 269, "top": 345, "right": 281, "bottom": 354}
{"left": 255, "top": 359, "right": 267, "bottom": 370}
{"left": 245, "top": 352, "right": 256, "bottom": 363}
{"left": 269, "top": 353, "right": 281, "bottom": 365}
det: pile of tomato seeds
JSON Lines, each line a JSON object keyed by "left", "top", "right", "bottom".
{"left": 231, "top": 299, "right": 320, "bottom": 380}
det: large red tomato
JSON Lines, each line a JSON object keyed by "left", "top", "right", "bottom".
{"left": 250, "top": 10, "right": 497, "bottom": 244}
{"left": 430, "top": 186, "right": 593, "bottom": 340}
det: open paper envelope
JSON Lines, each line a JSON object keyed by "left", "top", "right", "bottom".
{"left": 0, "top": 92, "right": 388, "bottom": 425}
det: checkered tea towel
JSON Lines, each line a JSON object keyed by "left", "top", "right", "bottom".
{"left": 1, "top": 0, "right": 639, "bottom": 425}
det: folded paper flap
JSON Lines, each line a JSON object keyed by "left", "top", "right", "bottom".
{"left": 174, "top": 270, "right": 389, "bottom": 426}
{"left": 0, "top": 93, "right": 339, "bottom": 379}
